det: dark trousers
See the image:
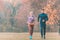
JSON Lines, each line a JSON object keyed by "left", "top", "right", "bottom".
{"left": 40, "top": 26, "right": 46, "bottom": 37}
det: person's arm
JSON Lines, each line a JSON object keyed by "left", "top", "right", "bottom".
{"left": 33, "top": 16, "right": 35, "bottom": 25}
{"left": 38, "top": 14, "right": 40, "bottom": 22}
{"left": 45, "top": 14, "right": 48, "bottom": 21}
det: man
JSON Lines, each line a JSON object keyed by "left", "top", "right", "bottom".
{"left": 38, "top": 9, "right": 48, "bottom": 39}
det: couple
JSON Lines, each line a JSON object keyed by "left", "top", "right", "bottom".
{"left": 27, "top": 9, "right": 48, "bottom": 40}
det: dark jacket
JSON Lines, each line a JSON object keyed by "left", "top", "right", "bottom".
{"left": 38, "top": 13, "right": 48, "bottom": 27}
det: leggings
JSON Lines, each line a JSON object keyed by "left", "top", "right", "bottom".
{"left": 28, "top": 24, "right": 34, "bottom": 36}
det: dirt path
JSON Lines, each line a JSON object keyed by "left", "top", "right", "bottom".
{"left": 0, "top": 32, "right": 60, "bottom": 40}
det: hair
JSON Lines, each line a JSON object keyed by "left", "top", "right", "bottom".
{"left": 28, "top": 11, "right": 33, "bottom": 17}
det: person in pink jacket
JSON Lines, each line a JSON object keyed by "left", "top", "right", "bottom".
{"left": 27, "top": 11, "right": 35, "bottom": 40}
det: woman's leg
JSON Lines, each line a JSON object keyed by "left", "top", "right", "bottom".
{"left": 28, "top": 24, "right": 34, "bottom": 36}
{"left": 30, "top": 25, "right": 34, "bottom": 36}
{"left": 28, "top": 24, "right": 34, "bottom": 39}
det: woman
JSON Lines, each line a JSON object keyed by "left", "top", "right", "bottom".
{"left": 27, "top": 11, "right": 35, "bottom": 40}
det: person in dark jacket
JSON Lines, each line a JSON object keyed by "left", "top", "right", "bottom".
{"left": 38, "top": 9, "right": 48, "bottom": 39}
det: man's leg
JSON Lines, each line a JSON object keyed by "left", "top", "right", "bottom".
{"left": 40, "top": 27, "right": 43, "bottom": 38}
{"left": 44, "top": 26, "right": 46, "bottom": 39}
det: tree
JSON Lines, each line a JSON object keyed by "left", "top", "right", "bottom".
{"left": 5, "top": 2, "right": 22, "bottom": 27}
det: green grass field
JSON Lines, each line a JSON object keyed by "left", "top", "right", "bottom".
{"left": 0, "top": 32, "right": 60, "bottom": 40}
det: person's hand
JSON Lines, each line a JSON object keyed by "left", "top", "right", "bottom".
{"left": 27, "top": 22, "right": 30, "bottom": 24}
{"left": 42, "top": 20, "right": 45, "bottom": 22}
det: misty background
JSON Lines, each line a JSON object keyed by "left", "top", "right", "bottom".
{"left": 0, "top": 0, "right": 60, "bottom": 33}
